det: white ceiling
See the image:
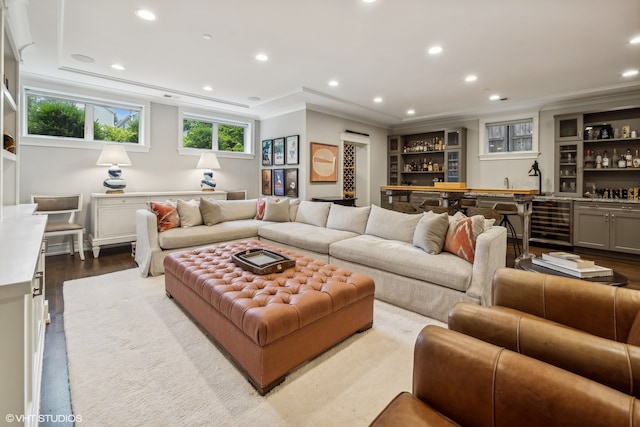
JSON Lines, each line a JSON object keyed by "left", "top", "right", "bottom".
{"left": 18, "top": 0, "right": 640, "bottom": 127}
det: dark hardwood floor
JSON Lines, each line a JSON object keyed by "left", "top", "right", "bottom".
{"left": 39, "top": 242, "right": 640, "bottom": 424}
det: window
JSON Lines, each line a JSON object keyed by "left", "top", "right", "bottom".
{"left": 24, "top": 88, "right": 144, "bottom": 145}
{"left": 479, "top": 113, "right": 539, "bottom": 160}
{"left": 181, "top": 112, "right": 252, "bottom": 155}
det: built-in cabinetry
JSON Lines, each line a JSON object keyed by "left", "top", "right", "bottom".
{"left": 387, "top": 128, "right": 466, "bottom": 186}
{"left": 0, "top": 205, "right": 48, "bottom": 426}
{"left": 90, "top": 190, "right": 227, "bottom": 257}
{"left": 574, "top": 201, "right": 640, "bottom": 255}
{"left": 554, "top": 108, "right": 640, "bottom": 198}
{"left": 1, "top": 2, "right": 22, "bottom": 216}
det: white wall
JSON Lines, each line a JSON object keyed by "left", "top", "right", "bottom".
{"left": 305, "top": 110, "right": 388, "bottom": 206}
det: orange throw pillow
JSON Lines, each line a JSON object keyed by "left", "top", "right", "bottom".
{"left": 150, "top": 201, "right": 180, "bottom": 232}
{"left": 443, "top": 217, "right": 477, "bottom": 263}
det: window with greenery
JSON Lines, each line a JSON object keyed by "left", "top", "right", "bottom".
{"left": 486, "top": 119, "right": 533, "bottom": 153}
{"left": 182, "top": 115, "right": 248, "bottom": 153}
{"left": 25, "top": 89, "right": 142, "bottom": 144}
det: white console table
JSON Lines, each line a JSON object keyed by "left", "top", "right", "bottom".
{"left": 0, "top": 205, "right": 48, "bottom": 426}
{"left": 90, "top": 190, "right": 227, "bottom": 257}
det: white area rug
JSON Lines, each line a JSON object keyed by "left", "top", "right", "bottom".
{"left": 64, "top": 268, "right": 445, "bottom": 426}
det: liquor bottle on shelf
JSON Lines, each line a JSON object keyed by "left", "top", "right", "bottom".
{"left": 619, "top": 150, "right": 627, "bottom": 168}
{"left": 596, "top": 150, "right": 602, "bottom": 168}
{"left": 633, "top": 149, "right": 640, "bottom": 168}
{"left": 423, "top": 158, "right": 428, "bottom": 171}
{"left": 602, "top": 150, "right": 609, "bottom": 168}
{"left": 612, "top": 148, "right": 619, "bottom": 168}
{"left": 626, "top": 148, "right": 633, "bottom": 168}
{"left": 584, "top": 150, "right": 595, "bottom": 168}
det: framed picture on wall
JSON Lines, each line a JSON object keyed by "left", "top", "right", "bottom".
{"left": 310, "top": 142, "right": 338, "bottom": 182}
{"left": 273, "top": 137, "right": 285, "bottom": 165}
{"left": 261, "top": 169, "right": 272, "bottom": 195}
{"left": 286, "top": 135, "right": 299, "bottom": 165}
{"left": 273, "top": 169, "right": 285, "bottom": 196}
{"left": 285, "top": 168, "right": 298, "bottom": 198}
{"left": 262, "top": 140, "right": 273, "bottom": 166}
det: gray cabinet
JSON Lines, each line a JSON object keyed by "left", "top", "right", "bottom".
{"left": 555, "top": 114, "right": 583, "bottom": 141}
{"left": 573, "top": 201, "right": 640, "bottom": 255}
{"left": 555, "top": 141, "right": 583, "bottom": 197}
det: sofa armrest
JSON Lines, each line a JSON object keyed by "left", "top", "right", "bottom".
{"left": 465, "top": 225, "right": 506, "bottom": 306}
{"left": 409, "top": 326, "right": 640, "bottom": 426}
{"left": 134, "top": 209, "right": 160, "bottom": 277}
{"left": 449, "top": 302, "right": 640, "bottom": 397}
{"left": 493, "top": 268, "right": 640, "bottom": 342}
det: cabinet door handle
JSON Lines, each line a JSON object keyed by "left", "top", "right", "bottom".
{"left": 610, "top": 213, "right": 615, "bottom": 223}
{"left": 604, "top": 212, "right": 609, "bottom": 222}
{"left": 33, "top": 271, "right": 44, "bottom": 297}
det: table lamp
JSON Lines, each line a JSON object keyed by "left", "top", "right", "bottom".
{"left": 96, "top": 144, "right": 132, "bottom": 193}
{"left": 197, "top": 152, "right": 221, "bottom": 191}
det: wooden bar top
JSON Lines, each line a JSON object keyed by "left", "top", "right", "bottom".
{"left": 381, "top": 185, "right": 539, "bottom": 195}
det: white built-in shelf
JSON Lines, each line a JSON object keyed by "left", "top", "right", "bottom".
{"left": 2, "top": 85, "right": 16, "bottom": 112}
{"left": 2, "top": 149, "right": 16, "bottom": 162}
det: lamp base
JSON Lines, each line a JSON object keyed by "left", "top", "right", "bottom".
{"left": 106, "top": 189, "right": 125, "bottom": 194}
{"left": 201, "top": 188, "right": 216, "bottom": 192}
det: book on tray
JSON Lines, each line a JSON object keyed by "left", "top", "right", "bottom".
{"left": 533, "top": 254, "right": 613, "bottom": 278}
{"left": 541, "top": 252, "right": 595, "bottom": 269}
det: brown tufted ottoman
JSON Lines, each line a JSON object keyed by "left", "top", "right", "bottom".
{"left": 164, "top": 240, "right": 375, "bottom": 395}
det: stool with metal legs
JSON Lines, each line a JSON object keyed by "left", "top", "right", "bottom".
{"left": 493, "top": 202, "right": 521, "bottom": 258}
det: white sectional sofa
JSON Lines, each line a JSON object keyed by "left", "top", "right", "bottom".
{"left": 135, "top": 197, "right": 506, "bottom": 322}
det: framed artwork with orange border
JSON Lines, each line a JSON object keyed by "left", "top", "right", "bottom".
{"left": 261, "top": 169, "right": 272, "bottom": 195}
{"left": 310, "top": 142, "right": 338, "bottom": 182}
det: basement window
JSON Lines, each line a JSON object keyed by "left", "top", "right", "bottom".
{"left": 23, "top": 88, "right": 145, "bottom": 146}
{"left": 179, "top": 110, "right": 254, "bottom": 158}
{"left": 479, "top": 113, "right": 539, "bottom": 160}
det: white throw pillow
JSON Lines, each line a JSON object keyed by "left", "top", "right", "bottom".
{"left": 326, "top": 204, "right": 371, "bottom": 234}
{"left": 199, "top": 198, "right": 223, "bottom": 226}
{"left": 216, "top": 199, "right": 258, "bottom": 222}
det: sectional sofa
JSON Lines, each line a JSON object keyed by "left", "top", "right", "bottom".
{"left": 135, "top": 197, "right": 507, "bottom": 321}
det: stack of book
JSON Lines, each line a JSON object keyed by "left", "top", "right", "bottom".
{"left": 532, "top": 252, "right": 613, "bottom": 278}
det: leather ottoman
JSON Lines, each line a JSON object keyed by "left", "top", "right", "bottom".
{"left": 164, "top": 240, "right": 375, "bottom": 395}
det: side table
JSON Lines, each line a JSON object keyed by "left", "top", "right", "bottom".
{"left": 516, "top": 257, "right": 628, "bottom": 287}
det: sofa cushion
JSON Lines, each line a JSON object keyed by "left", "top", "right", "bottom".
{"left": 263, "top": 198, "right": 290, "bottom": 222}
{"left": 326, "top": 204, "right": 371, "bottom": 235}
{"left": 199, "top": 198, "right": 224, "bottom": 226}
{"left": 413, "top": 212, "right": 449, "bottom": 254}
{"left": 217, "top": 199, "right": 258, "bottom": 221}
{"left": 443, "top": 214, "right": 486, "bottom": 263}
{"left": 365, "top": 204, "right": 423, "bottom": 244}
{"left": 158, "top": 219, "right": 264, "bottom": 250}
{"left": 150, "top": 201, "right": 180, "bottom": 232}
{"left": 330, "top": 234, "right": 473, "bottom": 292}
{"left": 295, "top": 200, "right": 332, "bottom": 227}
{"left": 177, "top": 199, "right": 203, "bottom": 228}
{"left": 259, "top": 222, "right": 357, "bottom": 254}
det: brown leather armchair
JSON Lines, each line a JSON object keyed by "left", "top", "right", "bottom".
{"left": 370, "top": 325, "right": 640, "bottom": 426}
{"left": 448, "top": 267, "right": 640, "bottom": 397}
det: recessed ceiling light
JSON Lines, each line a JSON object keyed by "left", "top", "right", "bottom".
{"left": 111, "top": 64, "right": 125, "bottom": 71}
{"left": 489, "top": 94, "right": 500, "bottom": 101}
{"left": 623, "top": 69, "right": 639, "bottom": 77}
{"left": 203, "top": 85, "right": 213, "bottom": 91}
{"left": 255, "top": 53, "right": 269, "bottom": 62}
{"left": 202, "top": 34, "right": 213, "bottom": 40}
{"left": 465, "top": 74, "right": 478, "bottom": 82}
{"left": 428, "top": 46, "right": 443, "bottom": 55}
{"left": 373, "top": 97, "right": 383, "bottom": 103}
{"left": 329, "top": 80, "right": 339, "bottom": 87}
{"left": 630, "top": 36, "right": 640, "bottom": 44}
{"left": 362, "top": 0, "right": 376, "bottom": 3}
{"left": 134, "top": 9, "right": 156, "bottom": 21}
{"left": 407, "top": 109, "right": 416, "bottom": 115}
{"left": 70, "top": 54, "right": 95, "bottom": 63}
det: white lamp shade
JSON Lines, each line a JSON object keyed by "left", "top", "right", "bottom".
{"left": 197, "top": 152, "right": 221, "bottom": 170}
{"left": 96, "top": 144, "right": 132, "bottom": 166}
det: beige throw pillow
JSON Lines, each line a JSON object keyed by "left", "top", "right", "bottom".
{"left": 365, "top": 204, "right": 423, "bottom": 243}
{"left": 177, "top": 199, "right": 203, "bottom": 228}
{"left": 413, "top": 212, "right": 450, "bottom": 254}
{"left": 295, "top": 200, "right": 332, "bottom": 227}
{"left": 326, "top": 204, "right": 371, "bottom": 234}
{"left": 263, "top": 198, "right": 290, "bottom": 222}
{"left": 199, "top": 198, "right": 223, "bottom": 226}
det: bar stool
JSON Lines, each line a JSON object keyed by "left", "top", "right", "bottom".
{"left": 460, "top": 198, "right": 477, "bottom": 215}
{"left": 493, "top": 202, "right": 521, "bottom": 258}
